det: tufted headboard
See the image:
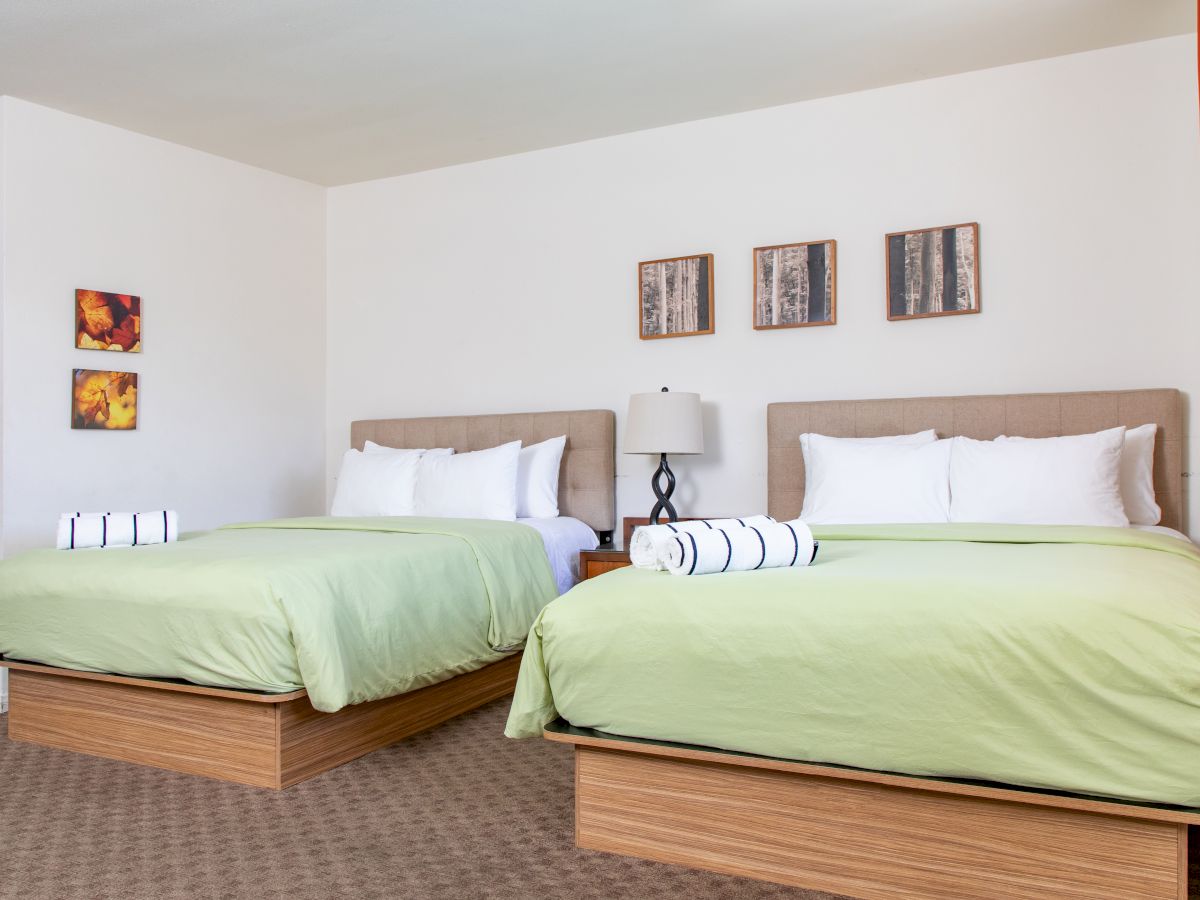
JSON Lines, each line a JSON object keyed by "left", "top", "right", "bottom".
{"left": 350, "top": 409, "right": 615, "bottom": 534}
{"left": 767, "top": 389, "right": 1185, "bottom": 532}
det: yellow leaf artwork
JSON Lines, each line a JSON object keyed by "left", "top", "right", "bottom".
{"left": 75, "top": 289, "right": 141, "bottom": 352}
{"left": 72, "top": 369, "right": 138, "bottom": 430}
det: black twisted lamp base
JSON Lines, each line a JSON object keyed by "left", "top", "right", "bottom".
{"left": 648, "top": 452, "right": 678, "bottom": 524}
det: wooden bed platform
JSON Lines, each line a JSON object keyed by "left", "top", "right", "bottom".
{"left": 546, "top": 721, "right": 1199, "bottom": 900}
{"left": 1, "top": 653, "right": 521, "bottom": 789}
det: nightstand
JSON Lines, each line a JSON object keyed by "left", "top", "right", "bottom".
{"left": 579, "top": 549, "right": 632, "bottom": 581}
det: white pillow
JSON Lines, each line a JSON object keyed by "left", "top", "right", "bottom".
{"left": 1119, "top": 424, "right": 1160, "bottom": 525}
{"left": 997, "top": 424, "right": 1159, "bottom": 526}
{"left": 330, "top": 449, "right": 423, "bottom": 517}
{"left": 950, "top": 427, "right": 1128, "bottom": 526}
{"left": 518, "top": 435, "right": 566, "bottom": 519}
{"left": 799, "top": 429, "right": 937, "bottom": 468}
{"left": 414, "top": 440, "right": 522, "bottom": 520}
{"left": 800, "top": 437, "right": 952, "bottom": 524}
{"left": 363, "top": 440, "right": 454, "bottom": 458}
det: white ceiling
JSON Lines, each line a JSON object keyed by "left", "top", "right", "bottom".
{"left": 0, "top": 0, "right": 1193, "bottom": 186}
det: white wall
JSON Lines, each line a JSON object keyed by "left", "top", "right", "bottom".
{"left": 0, "top": 38, "right": 1195, "bottom": 709}
{"left": 0, "top": 97, "right": 328, "bottom": 557}
{"left": 0, "top": 97, "right": 328, "bottom": 708}
{"left": 326, "top": 36, "right": 1200, "bottom": 536}
{"left": 0, "top": 102, "right": 6, "bottom": 712}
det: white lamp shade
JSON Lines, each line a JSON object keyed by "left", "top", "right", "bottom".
{"left": 624, "top": 390, "right": 704, "bottom": 455}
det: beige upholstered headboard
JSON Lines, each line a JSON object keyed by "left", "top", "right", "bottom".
{"left": 768, "top": 389, "right": 1185, "bottom": 532}
{"left": 350, "top": 409, "right": 616, "bottom": 534}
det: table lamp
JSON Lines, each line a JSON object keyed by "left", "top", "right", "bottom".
{"left": 624, "top": 387, "right": 704, "bottom": 524}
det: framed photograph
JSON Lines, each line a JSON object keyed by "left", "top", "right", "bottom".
{"left": 638, "top": 253, "right": 714, "bottom": 340}
{"left": 72, "top": 369, "right": 138, "bottom": 430}
{"left": 886, "top": 222, "right": 979, "bottom": 321}
{"left": 76, "top": 289, "right": 141, "bottom": 351}
{"left": 753, "top": 240, "right": 836, "bottom": 330}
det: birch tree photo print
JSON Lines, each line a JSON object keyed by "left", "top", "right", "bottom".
{"left": 639, "top": 253, "right": 714, "bottom": 340}
{"left": 753, "top": 240, "right": 836, "bottom": 329}
{"left": 886, "top": 222, "right": 979, "bottom": 320}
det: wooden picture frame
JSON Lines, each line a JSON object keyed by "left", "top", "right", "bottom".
{"left": 886, "top": 222, "right": 980, "bottom": 321}
{"left": 752, "top": 240, "right": 836, "bottom": 330}
{"left": 72, "top": 369, "right": 138, "bottom": 430}
{"left": 638, "top": 253, "right": 714, "bottom": 340}
{"left": 75, "top": 289, "right": 142, "bottom": 352}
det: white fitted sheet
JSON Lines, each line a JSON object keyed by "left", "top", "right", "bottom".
{"left": 519, "top": 516, "right": 599, "bottom": 594}
{"left": 1133, "top": 524, "right": 1193, "bottom": 543}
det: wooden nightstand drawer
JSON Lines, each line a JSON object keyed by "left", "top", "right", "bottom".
{"left": 579, "top": 550, "right": 631, "bottom": 581}
{"left": 580, "top": 518, "right": 720, "bottom": 581}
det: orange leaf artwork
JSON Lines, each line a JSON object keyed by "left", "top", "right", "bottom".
{"left": 75, "top": 289, "right": 141, "bottom": 352}
{"left": 72, "top": 369, "right": 138, "bottom": 430}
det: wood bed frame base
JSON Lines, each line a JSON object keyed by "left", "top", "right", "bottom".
{"left": 546, "top": 723, "right": 1198, "bottom": 900}
{"left": 1, "top": 654, "right": 521, "bottom": 789}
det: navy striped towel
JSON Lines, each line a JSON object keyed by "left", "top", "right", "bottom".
{"left": 56, "top": 511, "right": 178, "bottom": 550}
{"left": 664, "top": 519, "right": 818, "bottom": 576}
{"left": 629, "top": 515, "right": 776, "bottom": 571}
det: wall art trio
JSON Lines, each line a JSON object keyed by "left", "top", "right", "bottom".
{"left": 637, "top": 222, "right": 980, "bottom": 340}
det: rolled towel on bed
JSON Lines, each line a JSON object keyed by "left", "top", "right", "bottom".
{"left": 630, "top": 515, "right": 776, "bottom": 570}
{"left": 56, "top": 511, "right": 178, "bottom": 550}
{"left": 663, "top": 519, "right": 817, "bottom": 576}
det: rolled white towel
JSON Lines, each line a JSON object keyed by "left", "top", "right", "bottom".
{"left": 57, "top": 511, "right": 178, "bottom": 550}
{"left": 630, "top": 515, "right": 776, "bottom": 570}
{"left": 664, "top": 519, "right": 817, "bottom": 576}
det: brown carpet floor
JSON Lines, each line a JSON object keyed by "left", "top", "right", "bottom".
{"left": 5, "top": 703, "right": 1198, "bottom": 900}
{"left": 0, "top": 702, "right": 840, "bottom": 900}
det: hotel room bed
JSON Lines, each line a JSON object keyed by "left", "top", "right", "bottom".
{"left": 508, "top": 522, "right": 1200, "bottom": 806}
{"left": 2, "top": 516, "right": 565, "bottom": 712}
{"left": 0, "top": 407, "right": 615, "bottom": 787}
{"left": 514, "top": 389, "right": 1199, "bottom": 900}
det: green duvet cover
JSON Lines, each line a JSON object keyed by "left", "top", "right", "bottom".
{"left": 0, "top": 517, "right": 557, "bottom": 711}
{"left": 506, "top": 524, "right": 1200, "bottom": 806}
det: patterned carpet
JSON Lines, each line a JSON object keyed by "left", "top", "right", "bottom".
{"left": 0, "top": 701, "right": 836, "bottom": 900}
{"left": 5, "top": 702, "right": 1197, "bottom": 900}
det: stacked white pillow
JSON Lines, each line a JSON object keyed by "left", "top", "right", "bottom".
{"left": 517, "top": 435, "right": 567, "bottom": 518}
{"left": 330, "top": 447, "right": 427, "bottom": 517}
{"left": 1118, "top": 424, "right": 1162, "bottom": 525}
{"left": 797, "top": 423, "right": 1159, "bottom": 527}
{"left": 414, "top": 440, "right": 522, "bottom": 520}
{"left": 993, "top": 424, "right": 1158, "bottom": 525}
{"left": 800, "top": 431, "right": 950, "bottom": 524}
{"left": 331, "top": 435, "right": 568, "bottom": 521}
{"left": 950, "top": 427, "right": 1129, "bottom": 526}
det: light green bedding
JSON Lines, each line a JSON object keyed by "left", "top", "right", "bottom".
{"left": 0, "top": 517, "right": 557, "bottom": 712}
{"left": 506, "top": 524, "right": 1200, "bottom": 806}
